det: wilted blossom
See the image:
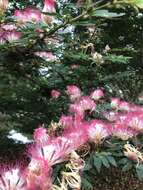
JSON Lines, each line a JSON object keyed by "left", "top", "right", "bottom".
{"left": 14, "top": 8, "right": 41, "bottom": 23}
{"left": 51, "top": 89, "right": 61, "bottom": 99}
{"left": 124, "top": 143, "right": 143, "bottom": 163}
{"left": 61, "top": 170, "right": 81, "bottom": 189}
{"left": 0, "top": 0, "right": 9, "bottom": 14}
{"left": 66, "top": 85, "right": 81, "bottom": 101}
{"left": 90, "top": 88, "right": 104, "bottom": 101}
{"left": 0, "top": 167, "right": 27, "bottom": 190}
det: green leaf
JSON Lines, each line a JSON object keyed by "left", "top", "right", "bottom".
{"left": 92, "top": 10, "right": 125, "bottom": 18}
{"left": 81, "top": 176, "right": 93, "bottom": 190}
{"left": 107, "top": 156, "right": 117, "bottom": 167}
{"left": 100, "top": 156, "right": 110, "bottom": 168}
{"left": 84, "top": 163, "right": 92, "bottom": 171}
{"left": 122, "top": 162, "right": 133, "bottom": 172}
{"left": 93, "top": 156, "right": 102, "bottom": 172}
{"left": 104, "top": 54, "right": 132, "bottom": 64}
{"left": 132, "top": 0, "right": 143, "bottom": 9}
{"left": 119, "top": 158, "right": 129, "bottom": 165}
{"left": 136, "top": 165, "right": 143, "bottom": 181}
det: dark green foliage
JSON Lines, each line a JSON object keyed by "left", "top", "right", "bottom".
{"left": 0, "top": 1, "right": 143, "bottom": 188}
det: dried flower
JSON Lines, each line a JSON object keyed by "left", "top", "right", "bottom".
{"left": 124, "top": 143, "right": 143, "bottom": 164}
{"left": 0, "top": 0, "right": 9, "bottom": 14}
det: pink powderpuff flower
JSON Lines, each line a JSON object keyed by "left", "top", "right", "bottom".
{"left": 59, "top": 115, "right": 74, "bottom": 128}
{"left": 113, "top": 123, "right": 136, "bottom": 140}
{"left": 14, "top": 8, "right": 41, "bottom": 23}
{"left": 0, "top": 167, "right": 27, "bottom": 190}
{"left": 103, "top": 111, "right": 119, "bottom": 122}
{"left": 33, "top": 127, "right": 50, "bottom": 145}
{"left": 71, "top": 64, "right": 79, "bottom": 69}
{"left": 138, "top": 95, "right": 143, "bottom": 102}
{"left": 77, "top": 96, "right": 96, "bottom": 112}
{"left": 43, "top": 0, "right": 56, "bottom": 13}
{"left": 90, "top": 88, "right": 104, "bottom": 101}
{"left": 86, "top": 120, "right": 111, "bottom": 144}
{"left": 60, "top": 114, "right": 83, "bottom": 129}
{"left": 69, "top": 96, "right": 96, "bottom": 119}
{"left": 111, "top": 98, "right": 120, "bottom": 109}
{"left": 51, "top": 89, "right": 61, "bottom": 99}
{"left": 66, "top": 85, "right": 81, "bottom": 101}
{"left": 27, "top": 158, "right": 53, "bottom": 190}
{"left": 63, "top": 122, "right": 88, "bottom": 149}
{"left": 119, "top": 101, "right": 131, "bottom": 111}
{"left": 42, "top": 0, "right": 56, "bottom": 23}
{"left": 125, "top": 112, "right": 143, "bottom": 132}
{"left": 1, "top": 24, "right": 17, "bottom": 31}
{"left": 35, "top": 51, "right": 57, "bottom": 61}
{"left": 5, "top": 31, "right": 21, "bottom": 42}
{"left": 30, "top": 123, "right": 87, "bottom": 166}
{"left": 129, "top": 104, "right": 143, "bottom": 112}
{"left": 69, "top": 103, "right": 84, "bottom": 120}
{"left": 29, "top": 137, "right": 72, "bottom": 166}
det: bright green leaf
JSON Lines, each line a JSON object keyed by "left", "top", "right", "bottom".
{"left": 93, "top": 10, "right": 125, "bottom": 18}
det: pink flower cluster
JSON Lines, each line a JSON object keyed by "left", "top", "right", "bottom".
{"left": 0, "top": 24, "right": 21, "bottom": 44}
{"left": 0, "top": 85, "right": 143, "bottom": 189}
{"left": 14, "top": 8, "right": 42, "bottom": 23}
{"left": 35, "top": 51, "right": 57, "bottom": 62}
{"left": 14, "top": 0, "right": 56, "bottom": 24}
{"left": 0, "top": 0, "right": 56, "bottom": 45}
